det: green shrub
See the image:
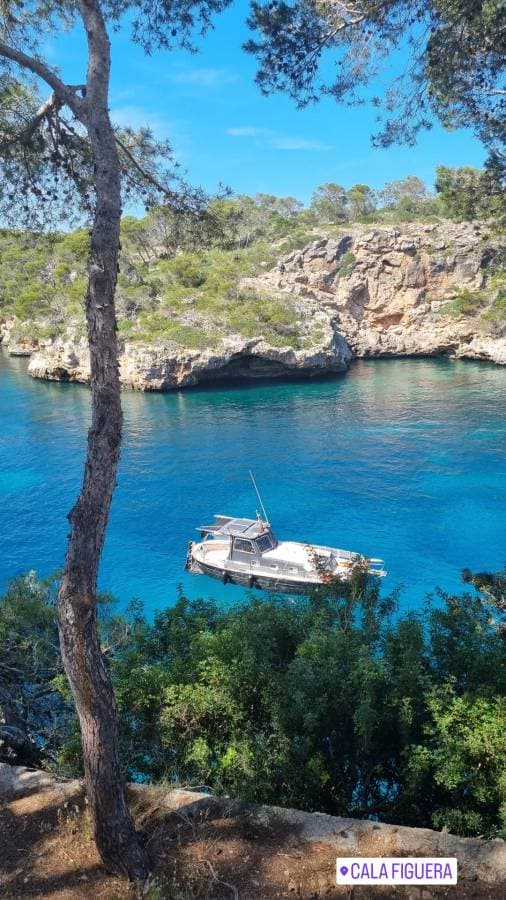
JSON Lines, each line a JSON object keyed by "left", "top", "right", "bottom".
{"left": 162, "top": 254, "right": 208, "bottom": 288}
{"left": 338, "top": 251, "right": 356, "bottom": 278}
{"left": 225, "top": 291, "right": 299, "bottom": 346}
{"left": 164, "top": 324, "right": 216, "bottom": 349}
{"left": 441, "top": 288, "right": 487, "bottom": 317}
{"left": 2, "top": 569, "right": 505, "bottom": 837}
{"left": 277, "top": 231, "right": 323, "bottom": 255}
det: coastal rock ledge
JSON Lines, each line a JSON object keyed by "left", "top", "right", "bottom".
{"left": 26, "top": 332, "right": 352, "bottom": 390}
{"left": 1, "top": 221, "right": 504, "bottom": 390}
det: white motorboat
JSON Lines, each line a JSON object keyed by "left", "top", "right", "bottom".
{"left": 185, "top": 477, "right": 386, "bottom": 594}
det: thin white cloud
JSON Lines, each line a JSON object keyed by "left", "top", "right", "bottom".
{"left": 110, "top": 87, "right": 138, "bottom": 105}
{"left": 170, "top": 67, "right": 238, "bottom": 88}
{"left": 227, "top": 126, "right": 332, "bottom": 152}
{"left": 227, "top": 127, "right": 267, "bottom": 138}
{"left": 111, "top": 105, "right": 173, "bottom": 137}
{"left": 272, "top": 137, "right": 332, "bottom": 151}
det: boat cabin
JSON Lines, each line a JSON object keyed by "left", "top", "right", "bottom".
{"left": 198, "top": 516, "right": 277, "bottom": 564}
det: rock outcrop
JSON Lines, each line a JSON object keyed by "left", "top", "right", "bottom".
{"left": 0, "top": 762, "right": 79, "bottom": 799}
{"left": 27, "top": 330, "right": 352, "bottom": 390}
{"left": 0, "top": 318, "right": 33, "bottom": 357}
{"left": 252, "top": 221, "right": 506, "bottom": 366}
{"left": 2, "top": 222, "right": 505, "bottom": 389}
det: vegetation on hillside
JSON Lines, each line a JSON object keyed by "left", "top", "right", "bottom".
{"left": 1, "top": 569, "right": 505, "bottom": 840}
{"left": 0, "top": 169, "right": 504, "bottom": 350}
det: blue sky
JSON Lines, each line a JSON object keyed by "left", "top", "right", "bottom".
{"left": 46, "top": 3, "right": 486, "bottom": 205}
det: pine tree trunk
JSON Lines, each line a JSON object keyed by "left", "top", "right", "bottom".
{"left": 57, "top": 0, "right": 149, "bottom": 880}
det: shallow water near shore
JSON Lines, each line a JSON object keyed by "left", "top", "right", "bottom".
{"left": 1, "top": 349, "right": 505, "bottom": 613}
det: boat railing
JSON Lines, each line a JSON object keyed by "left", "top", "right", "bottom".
{"left": 367, "top": 559, "right": 387, "bottom": 576}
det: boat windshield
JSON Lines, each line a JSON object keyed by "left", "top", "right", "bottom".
{"left": 256, "top": 533, "right": 275, "bottom": 553}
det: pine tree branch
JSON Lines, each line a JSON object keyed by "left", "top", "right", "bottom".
{"left": 114, "top": 132, "right": 183, "bottom": 206}
{"left": 25, "top": 93, "right": 61, "bottom": 137}
{"left": 0, "top": 39, "right": 86, "bottom": 118}
{"left": 0, "top": 92, "right": 64, "bottom": 149}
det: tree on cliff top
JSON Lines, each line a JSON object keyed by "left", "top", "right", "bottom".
{"left": 310, "top": 182, "right": 349, "bottom": 222}
{"left": 436, "top": 164, "right": 506, "bottom": 221}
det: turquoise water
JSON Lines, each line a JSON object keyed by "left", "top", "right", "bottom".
{"left": 1, "top": 349, "right": 505, "bottom": 612}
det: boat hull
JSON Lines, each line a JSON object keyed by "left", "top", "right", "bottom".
{"left": 192, "top": 558, "right": 319, "bottom": 595}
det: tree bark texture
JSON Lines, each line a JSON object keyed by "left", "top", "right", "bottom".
{"left": 56, "top": 0, "right": 148, "bottom": 880}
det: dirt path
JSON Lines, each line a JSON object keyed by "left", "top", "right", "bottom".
{"left": 0, "top": 784, "right": 504, "bottom": 899}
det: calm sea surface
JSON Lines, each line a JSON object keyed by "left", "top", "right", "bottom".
{"left": 1, "top": 349, "right": 505, "bottom": 613}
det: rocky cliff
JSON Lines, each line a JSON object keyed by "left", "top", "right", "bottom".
{"left": 1, "top": 222, "right": 504, "bottom": 389}
{"left": 251, "top": 221, "right": 506, "bottom": 365}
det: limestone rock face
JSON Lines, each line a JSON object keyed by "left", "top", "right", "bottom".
{"left": 28, "top": 336, "right": 90, "bottom": 383}
{"left": 0, "top": 318, "right": 35, "bottom": 356}
{"left": 28, "top": 330, "right": 352, "bottom": 390}
{"left": 0, "top": 762, "right": 79, "bottom": 798}
{"left": 254, "top": 222, "right": 505, "bottom": 366}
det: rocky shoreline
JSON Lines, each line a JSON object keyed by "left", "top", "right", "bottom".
{"left": 25, "top": 332, "right": 353, "bottom": 390}
{"left": 1, "top": 222, "right": 504, "bottom": 389}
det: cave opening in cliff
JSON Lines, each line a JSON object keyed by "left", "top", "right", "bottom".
{"left": 195, "top": 354, "right": 323, "bottom": 385}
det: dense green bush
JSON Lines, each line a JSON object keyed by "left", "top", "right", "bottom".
{"left": 106, "top": 576, "right": 505, "bottom": 837}
{"left": 435, "top": 166, "right": 506, "bottom": 223}
{"left": 3, "top": 569, "right": 502, "bottom": 838}
{"left": 0, "top": 573, "right": 70, "bottom": 766}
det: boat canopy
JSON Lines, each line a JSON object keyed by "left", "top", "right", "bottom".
{"left": 197, "top": 515, "right": 271, "bottom": 538}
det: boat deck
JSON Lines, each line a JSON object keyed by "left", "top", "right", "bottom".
{"left": 193, "top": 541, "right": 229, "bottom": 566}
{"left": 262, "top": 542, "right": 313, "bottom": 571}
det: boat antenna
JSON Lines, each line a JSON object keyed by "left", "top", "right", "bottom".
{"left": 249, "top": 470, "right": 270, "bottom": 525}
